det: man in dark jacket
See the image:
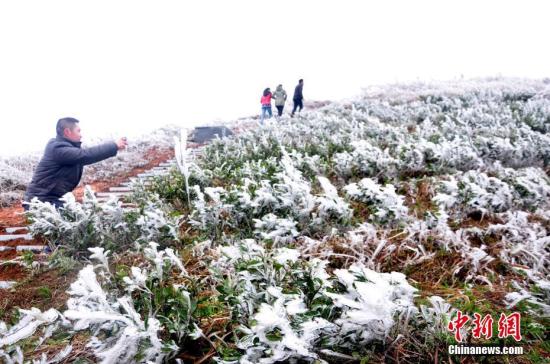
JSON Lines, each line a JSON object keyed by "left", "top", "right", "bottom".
{"left": 23, "top": 117, "right": 127, "bottom": 210}
{"left": 291, "top": 79, "right": 304, "bottom": 117}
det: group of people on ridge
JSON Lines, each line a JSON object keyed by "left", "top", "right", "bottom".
{"left": 260, "top": 79, "right": 304, "bottom": 123}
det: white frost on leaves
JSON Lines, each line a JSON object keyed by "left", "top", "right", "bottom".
{"left": 0, "top": 308, "right": 59, "bottom": 348}
{"left": 314, "top": 176, "right": 352, "bottom": 225}
{"left": 344, "top": 178, "right": 409, "bottom": 225}
{"left": 0, "top": 346, "right": 23, "bottom": 364}
{"left": 88, "top": 247, "right": 111, "bottom": 273}
{"left": 122, "top": 267, "right": 148, "bottom": 293}
{"left": 325, "top": 264, "right": 418, "bottom": 348}
{"left": 63, "top": 260, "right": 171, "bottom": 363}
{"left": 419, "top": 296, "right": 455, "bottom": 335}
{"left": 254, "top": 213, "right": 299, "bottom": 245}
{"left": 273, "top": 248, "right": 300, "bottom": 265}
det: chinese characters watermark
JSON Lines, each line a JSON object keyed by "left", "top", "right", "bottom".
{"left": 447, "top": 311, "right": 522, "bottom": 342}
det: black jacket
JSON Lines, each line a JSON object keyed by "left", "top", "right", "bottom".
{"left": 293, "top": 83, "right": 303, "bottom": 101}
{"left": 24, "top": 136, "right": 118, "bottom": 204}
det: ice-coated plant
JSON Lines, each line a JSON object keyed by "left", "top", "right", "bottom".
{"left": 0, "top": 242, "right": 201, "bottom": 363}
{"left": 188, "top": 185, "right": 237, "bottom": 239}
{"left": 313, "top": 176, "right": 352, "bottom": 227}
{"left": 418, "top": 296, "right": 456, "bottom": 337}
{"left": 253, "top": 213, "right": 299, "bottom": 246}
{"left": 456, "top": 171, "right": 515, "bottom": 213}
{"left": 498, "top": 166, "right": 550, "bottom": 210}
{"left": 233, "top": 290, "right": 334, "bottom": 364}
{"left": 0, "top": 308, "right": 59, "bottom": 349}
{"left": 174, "top": 128, "right": 192, "bottom": 206}
{"left": 188, "top": 150, "right": 353, "bottom": 241}
{"left": 333, "top": 140, "right": 397, "bottom": 178}
{"left": 344, "top": 178, "right": 409, "bottom": 226}
{"left": 487, "top": 211, "right": 549, "bottom": 278}
{"left": 323, "top": 264, "right": 418, "bottom": 348}
{"left": 211, "top": 240, "right": 418, "bottom": 363}
{"left": 272, "top": 148, "right": 316, "bottom": 218}
{"left": 26, "top": 186, "right": 178, "bottom": 253}
{"left": 135, "top": 208, "right": 178, "bottom": 243}
{"left": 64, "top": 265, "right": 173, "bottom": 363}
{"left": 432, "top": 165, "right": 550, "bottom": 218}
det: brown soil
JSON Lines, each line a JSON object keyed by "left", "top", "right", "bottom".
{"left": 528, "top": 212, "right": 550, "bottom": 230}
{"left": 0, "top": 250, "right": 17, "bottom": 260}
{"left": 32, "top": 332, "right": 95, "bottom": 364}
{"left": 445, "top": 211, "right": 505, "bottom": 234}
{"left": 406, "top": 251, "right": 465, "bottom": 287}
{"left": 0, "top": 264, "right": 28, "bottom": 281}
{"left": 0, "top": 206, "right": 26, "bottom": 228}
{"left": 0, "top": 236, "right": 44, "bottom": 248}
{"left": 0, "top": 267, "right": 78, "bottom": 322}
{"left": 456, "top": 213, "right": 505, "bottom": 230}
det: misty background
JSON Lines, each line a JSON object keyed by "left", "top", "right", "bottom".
{"left": 0, "top": 0, "right": 548, "bottom": 156}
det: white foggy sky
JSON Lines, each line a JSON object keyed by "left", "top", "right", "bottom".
{"left": 0, "top": 0, "right": 548, "bottom": 155}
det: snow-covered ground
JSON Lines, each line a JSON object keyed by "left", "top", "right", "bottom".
{"left": 2, "top": 77, "right": 549, "bottom": 363}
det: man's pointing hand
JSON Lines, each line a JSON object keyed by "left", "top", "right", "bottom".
{"left": 116, "top": 137, "right": 128, "bottom": 150}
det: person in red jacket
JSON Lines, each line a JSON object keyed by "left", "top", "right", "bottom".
{"left": 260, "top": 88, "right": 273, "bottom": 124}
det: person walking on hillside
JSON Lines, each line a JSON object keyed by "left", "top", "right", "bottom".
{"left": 23, "top": 117, "right": 127, "bottom": 210}
{"left": 260, "top": 88, "right": 273, "bottom": 124}
{"left": 272, "top": 84, "right": 287, "bottom": 117}
{"left": 291, "top": 79, "right": 304, "bottom": 117}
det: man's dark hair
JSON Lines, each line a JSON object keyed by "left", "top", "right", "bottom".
{"left": 56, "top": 117, "right": 79, "bottom": 136}
{"left": 299, "top": 79, "right": 303, "bottom": 83}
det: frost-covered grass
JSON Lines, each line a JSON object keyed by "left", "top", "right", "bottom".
{"left": 26, "top": 186, "right": 178, "bottom": 257}
{"left": 0, "top": 126, "right": 179, "bottom": 207}
{"left": 2, "top": 78, "right": 550, "bottom": 363}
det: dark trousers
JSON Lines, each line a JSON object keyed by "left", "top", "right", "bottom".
{"left": 291, "top": 99, "right": 303, "bottom": 116}
{"left": 276, "top": 105, "right": 284, "bottom": 116}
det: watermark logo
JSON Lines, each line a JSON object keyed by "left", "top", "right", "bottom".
{"left": 447, "top": 310, "right": 522, "bottom": 342}
{"left": 447, "top": 311, "right": 523, "bottom": 356}
{"left": 497, "top": 312, "right": 522, "bottom": 342}
{"left": 471, "top": 313, "right": 493, "bottom": 340}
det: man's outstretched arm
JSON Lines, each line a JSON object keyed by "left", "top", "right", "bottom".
{"left": 52, "top": 139, "right": 125, "bottom": 165}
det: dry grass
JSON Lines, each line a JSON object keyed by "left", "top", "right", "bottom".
{"left": 0, "top": 267, "right": 77, "bottom": 323}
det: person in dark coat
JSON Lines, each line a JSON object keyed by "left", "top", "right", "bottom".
{"left": 23, "top": 117, "right": 127, "bottom": 210}
{"left": 291, "top": 79, "right": 304, "bottom": 117}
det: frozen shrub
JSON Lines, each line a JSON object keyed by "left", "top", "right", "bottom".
{"left": 211, "top": 241, "right": 418, "bottom": 363}
{"left": 26, "top": 186, "right": 178, "bottom": 253}
{"left": 344, "top": 178, "right": 409, "bottom": 226}
{"left": 253, "top": 213, "right": 299, "bottom": 245}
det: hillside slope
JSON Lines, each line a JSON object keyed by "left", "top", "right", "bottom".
{"left": 1, "top": 78, "right": 549, "bottom": 363}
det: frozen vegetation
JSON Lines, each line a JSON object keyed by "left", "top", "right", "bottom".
{"left": 1, "top": 78, "right": 549, "bottom": 363}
